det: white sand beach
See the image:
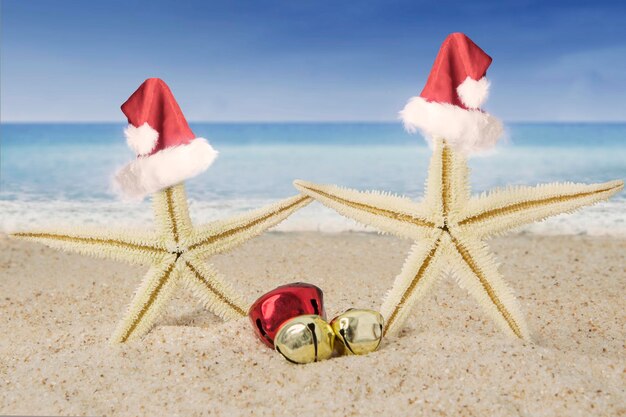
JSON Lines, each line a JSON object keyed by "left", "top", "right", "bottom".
{"left": 1, "top": 232, "right": 624, "bottom": 416}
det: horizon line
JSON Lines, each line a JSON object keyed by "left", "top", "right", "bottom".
{"left": 2, "top": 120, "right": 626, "bottom": 125}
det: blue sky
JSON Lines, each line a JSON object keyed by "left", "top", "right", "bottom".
{"left": 2, "top": 0, "right": 625, "bottom": 122}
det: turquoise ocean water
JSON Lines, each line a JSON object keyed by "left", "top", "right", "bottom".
{"left": 1, "top": 123, "right": 624, "bottom": 235}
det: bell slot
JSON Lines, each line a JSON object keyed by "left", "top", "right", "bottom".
{"left": 256, "top": 318, "right": 273, "bottom": 345}
{"left": 307, "top": 322, "right": 318, "bottom": 362}
{"left": 310, "top": 299, "right": 320, "bottom": 315}
{"left": 339, "top": 328, "right": 355, "bottom": 354}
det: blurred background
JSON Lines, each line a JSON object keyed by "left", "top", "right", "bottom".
{"left": 1, "top": 0, "right": 625, "bottom": 234}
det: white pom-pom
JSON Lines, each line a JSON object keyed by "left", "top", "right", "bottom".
{"left": 124, "top": 122, "right": 159, "bottom": 156}
{"left": 456, "top": 76, "right": 490, "bottom": 109}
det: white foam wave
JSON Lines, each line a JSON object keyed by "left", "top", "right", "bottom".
{"left": 1, "top": 199, "right": 625, "bottom": 236}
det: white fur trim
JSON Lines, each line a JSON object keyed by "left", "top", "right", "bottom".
{"left": 113, "top": 138, "right": 218, "bottom": 200}
{"left": 456, "top": 76, "right": 490, "bottom": 109}
{"left": 125, "top": 122, "right": 159, "bottom": 156}
{"left": 399, "top": 96, "right": 503, "bottom": 155}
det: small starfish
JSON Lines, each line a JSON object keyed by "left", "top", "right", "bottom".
{"left": 295, "top": 139, "right": 623, "bottom": 340}
{"left": 12, "top": 184, "right": 311, "bottom": 343}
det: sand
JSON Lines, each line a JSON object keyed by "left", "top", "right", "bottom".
{"left": 1, "top": 232, "right": 624, "bottom": 416}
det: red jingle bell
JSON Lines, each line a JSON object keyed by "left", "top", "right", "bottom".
{"left": 248, "top": 282, "right": 325, "bottom": 347}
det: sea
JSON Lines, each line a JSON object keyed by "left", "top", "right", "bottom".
{"left": 1, "top": 123, "right": 624, "bottom": 236}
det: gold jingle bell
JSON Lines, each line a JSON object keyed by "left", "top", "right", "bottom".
{"left": 331, "top": 309, "right": 384, "bottom": 355}
{"left": 274, "top": 315, "right": 335, "bottom": 364}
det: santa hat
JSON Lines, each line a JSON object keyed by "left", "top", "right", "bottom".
{"left": 399, "top": 33, "right": 504, "bottom": 154}
{"left": 113, "top": 78, "right": 218, "bottom": 199}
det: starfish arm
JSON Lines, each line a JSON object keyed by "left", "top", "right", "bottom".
{"left": 457, "top": 180, "right": 624, "bottom": 238}
{"left": 110, "top": 255, "right": 179, "bottom": 343}
{"left": 152, "top": 183, "right": 194, "bottom": 248}
{"left": 294, "top": 180, "right": 435, "bottom": 240}
{"left": 446, "top": 231, "right": 531, "bottom": 340}
{"left": 424, "top": 139, "right": 472, "bottom": 225}
{"left": 380, "top": 231, "right": 446, "bottom": 336}
{"left": 180, "top": 255, "right": 250, "bottom": 319}
{"left": 187, "top": 194, "right": 312, "bottom": 258}
{"left": 10, "top": 228, "right": 167, "bottom": 265}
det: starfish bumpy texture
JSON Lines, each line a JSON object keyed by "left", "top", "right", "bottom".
{"left": 12, "top": 184, "right": 311, "bottom": 343}
{"left": 295, "top": 139, "right": 623, "bottom": 340}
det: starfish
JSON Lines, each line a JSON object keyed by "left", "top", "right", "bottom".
{"left": 12, "top": 183, "right": 311, "bottom": 343}
{"left": 295, "top": 139, "right": 623, "bottom": 340}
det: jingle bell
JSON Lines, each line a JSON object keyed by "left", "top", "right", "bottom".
{"left": 274, "top": 315, "right": 335, "bottom": 364}
{"left": 248, "top": 282, "right": 325, "bottom": 347}
{"left": 330, "top": 309, "right": 384, "bottom": 355}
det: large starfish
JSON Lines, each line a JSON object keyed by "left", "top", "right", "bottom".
{"left": 12, "top": 184, "right": 311, "bottom": 343}
{"left": 295, "top": 139, "right": 623, "bottom": 340}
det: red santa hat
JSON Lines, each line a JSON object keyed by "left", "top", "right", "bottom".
{"left": 399, "top": 33, "right": 503, "bottom": 154}
{"left": 113, "top": 78, "right": 218, "bottom": 199}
